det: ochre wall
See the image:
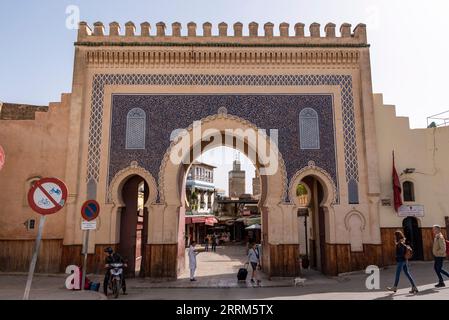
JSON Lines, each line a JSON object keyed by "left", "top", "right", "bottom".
{"left": 0, "top": 94, "right": 71, "bottom": 241}
{"left": 374, "top": 94, "right": 449, "bottom": 229}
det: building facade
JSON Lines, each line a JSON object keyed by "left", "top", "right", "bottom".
{"left": 1, "top": 20, "right": 448, "bottom": 277}
{"left": 185, "top": 161, "right": 216, "bottom": 214}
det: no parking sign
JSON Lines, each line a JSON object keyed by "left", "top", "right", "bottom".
{"left": 81, "top": 200, "right": 100, "bottom": 222}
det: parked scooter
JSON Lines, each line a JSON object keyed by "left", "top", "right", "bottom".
{"left": 106, "top": 262, "right": 126, "bottom": 299}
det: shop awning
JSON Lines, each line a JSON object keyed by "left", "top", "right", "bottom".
{"left": 205, "top": 217, "right": 218, "bottom": 226}
{"left": 185, "top": 215, "right": 218, "bottom": 225}
{"left": 192, "top": 217, "right": 206, "bottom": 224}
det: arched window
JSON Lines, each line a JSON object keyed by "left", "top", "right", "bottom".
{"left": 126, "top": 108, "right": 146, "bottom": 150}
{"left": 299, "top": 108, "right": 320, "bottom": 150}
{"left": 403, "top": 181, "right": 415, "bottom": 202}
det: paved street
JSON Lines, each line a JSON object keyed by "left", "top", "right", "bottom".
{"left": 2, "top": 244, "right": 449, "bottom": 300}
{"left": 119, "top": 259, "right": 449, "bottom": 300}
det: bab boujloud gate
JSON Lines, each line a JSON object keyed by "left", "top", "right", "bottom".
{"left": 1, "top": 20, "right": 448, "bottom": 278}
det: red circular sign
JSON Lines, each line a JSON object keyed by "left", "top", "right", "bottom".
{"left": 0, "top": 145, "right": 5, "bottom": 171}
{"left": 27, "top": 178, "right": 68, "bottom": 215}
{"left": 81, "top": 200, "right": 100, "bottom": 221}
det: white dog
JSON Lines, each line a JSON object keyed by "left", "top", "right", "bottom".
{"left": 294, "top": 277, "right": 306, "bottom": 287}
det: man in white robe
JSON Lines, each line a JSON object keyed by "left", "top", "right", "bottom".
{"left": 188, "top": 241, "right": 199, "bottom": 281}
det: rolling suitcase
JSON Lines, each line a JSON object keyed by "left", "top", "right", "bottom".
{"left": 237, "top": 264, "right": 248, "bottom": 281}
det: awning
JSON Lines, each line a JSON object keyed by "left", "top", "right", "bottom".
{"left": 192, "top": 217, "right": 206, "bottom": 224}
{"left": 245, "top": 224, "right": 261, "bottom": 230}
{"left": 205, "top": 217, "right": 218, "bottom": 226}
{"left": 217, "top": 216, "right": 235, "bottom": 222}
{"left": 244, "top": 216, "right": 261, "bottom": 226}
{"left": 186, "top": 215, "right": 217, "bottom": 224}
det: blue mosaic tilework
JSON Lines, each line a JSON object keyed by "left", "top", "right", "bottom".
{"left": 86, "top": 74, "right": 359, "bottom": 202}
{"left": 109, "top": 95, "right": 337, "bottom": 199}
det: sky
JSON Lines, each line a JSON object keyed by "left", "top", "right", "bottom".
{"left": 1, "top": 1, "right": 448, "bottom": 190}
{"left": 197, "top": 147, "right": 255, "bottom": 196}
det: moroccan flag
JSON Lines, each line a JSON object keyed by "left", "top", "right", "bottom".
{"left": 392, "top": 151, "right": 403, "bottom": 212}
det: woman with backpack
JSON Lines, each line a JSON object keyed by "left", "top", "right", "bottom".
{"left": 247, "top": 242, "right": 261, "bottom": 285}
{"left": 387, "top": 230, "right": 418, "bottom": 294}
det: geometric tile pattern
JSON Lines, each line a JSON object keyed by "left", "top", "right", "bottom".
{"left": 86, "top": 74, "right": 359, "bottom": 198}
{"left": 125, "top": 108, "right": 146, "bottom": 150}
{"left": 299, "top": 108, "right": 320, "bottom": 150}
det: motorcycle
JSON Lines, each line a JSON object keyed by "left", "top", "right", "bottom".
{"left": 107, "top": 262, "right": 125, "bottom": 299}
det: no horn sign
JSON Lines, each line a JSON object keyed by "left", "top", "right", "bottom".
{"left": 81, "top": 200, "right": 100, "bottom": 221}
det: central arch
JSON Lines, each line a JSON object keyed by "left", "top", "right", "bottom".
{"left": 159, "top": 113, "right": 287, "bottom": 277}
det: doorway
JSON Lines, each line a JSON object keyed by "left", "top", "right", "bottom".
{"left": 402, "top": 217, "right": 424, "bottom": 261}
{"left": 299, "top": 176, "right": 326, "bottom": 273}
{"left": 120, "top": 175, "right": 149, "bottom": 277}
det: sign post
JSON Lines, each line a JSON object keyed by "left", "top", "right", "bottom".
{"left": 23, "top": 215, "right": 46, "bottom": 300}
{"left": 80, "top": 200, "right": 100, "bottom": 290}
{"left": 24, "top": 177, "right": 67, "bottom": 300}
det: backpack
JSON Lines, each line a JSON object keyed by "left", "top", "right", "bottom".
{"left": 445, "top": 240, "right": 449, "bottom": 257}
{"left": 404, "top": 244, "right": 413, "bottom": 260}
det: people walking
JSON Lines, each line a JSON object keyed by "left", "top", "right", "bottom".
{"left": 204, "top": 235, "right": 209, "bottom": 252}
{"left": 215, "top": 233, "right": 220, "bottom": 249}
{"left": 432, "top": 225, "right": 449, "bottom": 287}
{"left": 211, "top": 234, "right": 217, "bottom": 252}
{"left": 189, "top": 241, "right": 199, "bottom": 281}
{"left": 387, "top": 230, "right": 418, "bottom": 294}
{"left": 247, "top": 242, "right": 261, "bottom": 285}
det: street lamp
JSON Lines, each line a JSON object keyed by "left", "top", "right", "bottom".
{"left": 297, "top": 208, "right": 310, "bottom": 269}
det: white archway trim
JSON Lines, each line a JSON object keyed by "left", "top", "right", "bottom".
{"left": 108, "top": 161, "right": 158, "bottom": 206}
{"left": 158, "top": 111, "right": 288, "bottom": 205}
{"left": 344, "top": 210, "right": 367, "bottom": 231}
{"left": 289, "top": 161, "right": 337, "bottom": 207}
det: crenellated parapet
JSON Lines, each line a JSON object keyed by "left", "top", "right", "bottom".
{"left": 76, "top": 21, "right": 368, "bottom": 46}
{"left": 77, "top": 21, "right": 368, "bottom": 68}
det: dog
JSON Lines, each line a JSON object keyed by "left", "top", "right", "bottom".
{"left": 294, "top": 277, "right": 306, "bottom": 287}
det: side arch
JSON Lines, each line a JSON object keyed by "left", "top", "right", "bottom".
{"left": 108, "top": 161, "right": 158, "bottom": 207}
{"left": 288, "top": 161, "right": 337, "bottom": 208}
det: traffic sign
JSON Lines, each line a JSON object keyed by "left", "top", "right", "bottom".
{"left": 23, "top": 177, "right": 67, "bottom": 300}
{"left": 80, "top": 199, "right": 100, "bottom": 291}
{"left": 27, "top": 178, "right": 68, "bottom": 215}
{"left": 0, "top": 145, "right": 5, "bottom": 171}
{"left": 81, "top": 220, "right": 97, "bottom": 230}
{"left": 81, "top": 200, "right": 100, "bottom": 221}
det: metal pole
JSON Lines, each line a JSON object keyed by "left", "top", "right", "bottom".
{"left": 305, "top": 215, "right": 309, "bottom": 258}
{"left": 81, "top": 229, "right": 90, "bottom": 290}
{"left": 23, "top": 215, "right": 46, "bottom": 300}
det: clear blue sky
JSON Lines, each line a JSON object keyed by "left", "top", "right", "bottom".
{"left": 1, "top": 1, "right": 449, "bottom": 123}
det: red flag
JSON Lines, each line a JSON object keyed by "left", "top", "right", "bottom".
{"left": 392, "top": 151, "right": 403, "bottom": 212}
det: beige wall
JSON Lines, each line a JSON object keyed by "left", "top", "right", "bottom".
{"left": 0, "top": 94, "right": 71, "bottom": 240}
{"left": 374, "top": 93, "right": 449, "bottom": 228}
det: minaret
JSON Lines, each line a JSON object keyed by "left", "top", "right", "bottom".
{"left": 252, "top": 170, "right": 261, "bottom": 198}
{"left": 228, "top": 160, "right": 245, "bottom": 198}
